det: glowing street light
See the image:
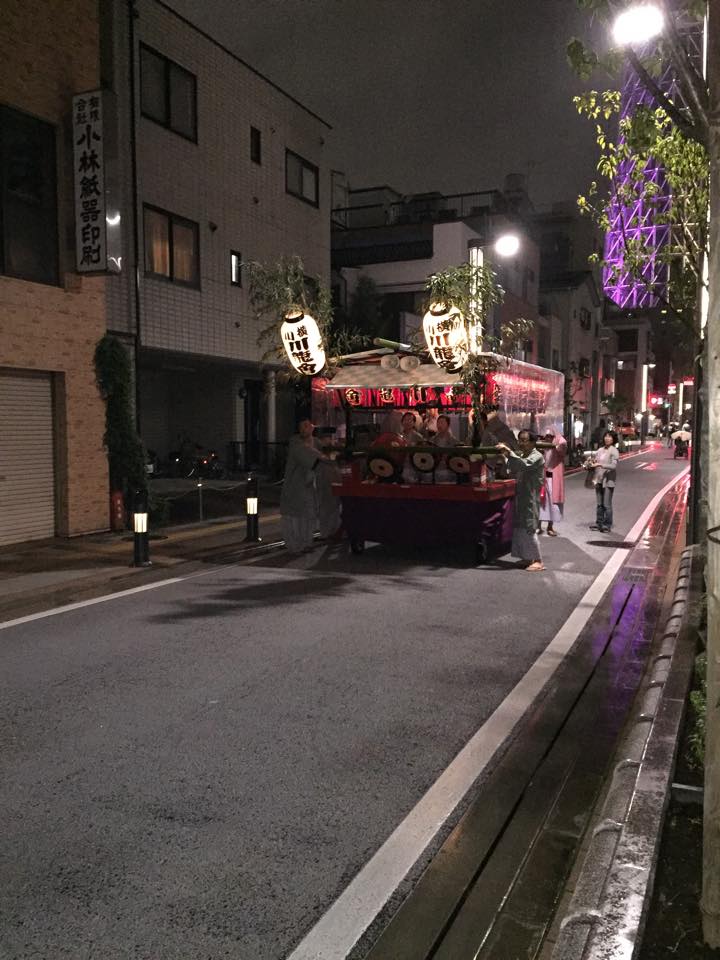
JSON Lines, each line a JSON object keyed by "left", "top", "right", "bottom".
{"left": 612, "top": 4, "right": 664, "bottom": 46}
{"left": 466, "top": 233, "right": 522, "bottom": 354}
{"left": 493, "top": 232, "right": 521, "bottom": 258}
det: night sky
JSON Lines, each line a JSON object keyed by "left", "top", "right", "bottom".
{"left": 164, "top": 0, "right": 605, "bottom": 208}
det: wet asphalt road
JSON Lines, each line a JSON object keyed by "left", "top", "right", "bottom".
{"left": 0, "top": 444, "right": 687, "bottom": 960}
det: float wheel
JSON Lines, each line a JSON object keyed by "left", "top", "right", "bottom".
{"left": 350, "top": 538, "right": 365, "bottom": 555}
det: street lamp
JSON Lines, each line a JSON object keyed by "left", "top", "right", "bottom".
{"left": 640, "top": 361, "right": 655, "bottom": 447}
{"left": 467, "top": 232, "right": 522, "bottom": 352}
{"left": 612, "top": 4, "right": 664, "bottom": 46}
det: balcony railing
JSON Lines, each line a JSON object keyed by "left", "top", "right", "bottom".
{"left": 331, "top": 189, "right": 505, "bottom": 231}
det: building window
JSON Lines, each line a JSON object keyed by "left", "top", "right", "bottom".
{"left": 250, "top": 126, "right": 261, "bottom": 165}
{"left": 0, "top": 104, "right": 58, "bottom": 285}
{"left": 579, "top": 307, "right": 592, "bottom": 330}
{"left": 143, "top": 204, "right": 199, "bottom": 286}
{"left": 286, "top": 149, "right": 319, "bottom": 206}
{"left": 231, "top": 250, "right": 242, "bottom": 286}
{"left": 552, "top": 348, "right": 560, "bottom": 370}
{"left": 140, "top": 45, "right": 197, "bottom": 141}
{"left": 617, "top": 328, "right": 638, "bottom": 352}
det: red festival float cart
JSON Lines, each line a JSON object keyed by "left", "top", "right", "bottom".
{"left": 312, "top": 351, "right": 564, "bottom": 563}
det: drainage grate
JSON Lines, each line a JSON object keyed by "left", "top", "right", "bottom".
{"left": 623, "top": 569, "right": 652, "bottom": 584}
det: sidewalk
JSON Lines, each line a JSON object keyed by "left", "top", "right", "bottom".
{"left": 0, "top": 501, "right": 285, "bottom": 624}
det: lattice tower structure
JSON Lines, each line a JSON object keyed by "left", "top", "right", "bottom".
{"left": 602, "top": 21, "right": 704, "bottom": 309}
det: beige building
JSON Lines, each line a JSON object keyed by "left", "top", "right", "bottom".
{"left": 0, "top": 0, "right": 109, "bottom": 545}
{"left": 103, "top": 0, "right": 332, "bottom": 470}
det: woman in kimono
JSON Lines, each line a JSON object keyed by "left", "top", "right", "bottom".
{"left": 496, "top": 429, "right": 545, "bottom": 571}
{"left": 590, "top": 430, "right": 619, "bottom": 532}
{"left": 537, "top": 430, "right": 567, "bottom": 537}
{"left": 280, "top": 419, "right": 324, "bottom": 553}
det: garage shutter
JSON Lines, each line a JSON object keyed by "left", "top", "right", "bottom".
{"left": 0, "top": 371, "right": 56, "bottom": 545}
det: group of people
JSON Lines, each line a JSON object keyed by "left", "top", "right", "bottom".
{"left": 279, "top": 413, "right": 621, "bottom": 570}
{"left": 279, "top": 418, "right": 342, "bottom": 554}
{"left": 492, "top": 427, "right": 619, "bottom": 571}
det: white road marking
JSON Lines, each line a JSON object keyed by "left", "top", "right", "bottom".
{"left": 635, "top": 462, "right": 647, "bottom": 468}
{"left": 285, "top": 465, "right": 689, "bottom": 960}
{"left": 0, "top": 578, "right": 185, "bottom": 631}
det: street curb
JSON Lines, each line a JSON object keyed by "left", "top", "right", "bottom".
{"left": 550, "top": 544, "right": 703, "bottom": 960}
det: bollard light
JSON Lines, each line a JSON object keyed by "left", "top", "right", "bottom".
{"left": 197, "top": 479, "right": 204, "bottom": 521}
{"left": 244, "top": 475, "right": 261, "bottom": 543}
{"left": 132, "top": 489, "right": 151, "bottom": 567}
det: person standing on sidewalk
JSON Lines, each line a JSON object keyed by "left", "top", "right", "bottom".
{"left": 496, "top": 430, "right": 545, "bottom": 571}
{"left": 590, "top": 430, "right": 619, "bottom": 533}
{"left": 280, "top": 419, "right": 325, "bottom": 554}
{"left": 537, "top": 429, "right": 567, "bottom": 537}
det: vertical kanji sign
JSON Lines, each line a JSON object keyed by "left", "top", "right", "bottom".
{"left": 72, "top": 91, "right": 106, "bottom": 272}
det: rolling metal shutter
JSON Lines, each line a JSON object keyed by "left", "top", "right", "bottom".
{"left": 0, "top": 371, "right": 56, "bottom": 545}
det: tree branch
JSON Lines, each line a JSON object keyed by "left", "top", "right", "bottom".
{"left": 656, "top": 0, "right": 709, "bottom": 137}
{"left": 626, "top": 47, "right": 702, "bottom": 142}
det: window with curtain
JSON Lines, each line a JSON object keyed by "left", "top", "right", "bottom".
{"left": 143, "top": 205, "right": 198, "bottom": 286}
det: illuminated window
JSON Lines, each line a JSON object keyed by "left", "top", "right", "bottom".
{"left": 230, "top": 250, "right": 242, "bottom": 286}
{"left": 143, "top": 204, "right": 199, "bottom": 287}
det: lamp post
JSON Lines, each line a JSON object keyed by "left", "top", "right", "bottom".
{"left": 467, "top": 232, "right": 521, "bottom": 352}
{"left": 640, "top": 361, "right": 655, "bottom": 447}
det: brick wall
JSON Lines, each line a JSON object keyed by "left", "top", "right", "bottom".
{"left": 0, "top": 0, "right": 110, "bottom": 537}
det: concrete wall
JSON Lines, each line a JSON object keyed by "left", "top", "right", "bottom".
{"left": 0, "top": 0, "right": 109, "bottom": 537}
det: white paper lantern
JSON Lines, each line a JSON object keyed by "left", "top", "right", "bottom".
{"left": 423, "top": 302, "right": 468, "bottom": 372}
{"left": 280, "top": 308, "right": 326, "bottom": 375}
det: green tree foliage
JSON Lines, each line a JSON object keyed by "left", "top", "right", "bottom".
{"left": 425, "top": 262, "right": 535, "bottom": 413}
{"left": 94, "top": 335, "right": 146, "bottom": 494}
{"left": 574, "top": 90, "right": 708, "bottom": 344}
{"left": 249, "top": 255, "right": 364, "bottom": 374}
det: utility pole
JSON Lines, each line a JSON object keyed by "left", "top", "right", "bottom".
{"left": 701, "top": 0, "right": 720, "bottom": 946}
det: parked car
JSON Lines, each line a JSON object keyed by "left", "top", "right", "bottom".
{"left": 618, "top": 421, "right": 636, "bottom": 439}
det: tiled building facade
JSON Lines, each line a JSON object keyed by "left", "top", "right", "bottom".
{"left": 105, "top": 0, "right": 332, "bottom": 466}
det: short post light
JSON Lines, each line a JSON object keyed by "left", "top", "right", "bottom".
{"left": 244, "top": 475, "right": 261, "bottom": 543}
{"left": 132, "top": 489, "right": 151, "bottom": 567}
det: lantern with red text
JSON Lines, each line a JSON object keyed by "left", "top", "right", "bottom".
{"left": 280, "top": 308, "right": 326, "bottom": 375}
{"left": 423, "top": 302, "right": 468, "bottom": 372}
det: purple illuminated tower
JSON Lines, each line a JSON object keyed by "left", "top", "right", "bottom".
{"left": 603, "top": 26, "right": 704, "bottom": 309}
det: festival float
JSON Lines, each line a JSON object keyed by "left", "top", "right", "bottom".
{"left": 312, "top": 346, "right": 564, "bottom": 562}
{"left": 257, "top": 254, "right": 565, "bottom": 563}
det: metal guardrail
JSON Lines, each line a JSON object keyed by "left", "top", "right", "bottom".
{"left": 331, "top": 189, "right": 504, "bottom": 230}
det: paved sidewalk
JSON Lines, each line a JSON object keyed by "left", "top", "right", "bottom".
{"left": 0, "top": 506, "right": 285, "bottom": 623}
